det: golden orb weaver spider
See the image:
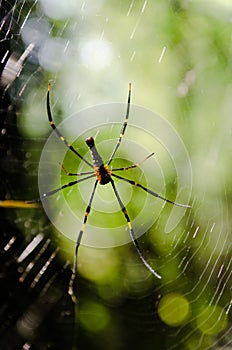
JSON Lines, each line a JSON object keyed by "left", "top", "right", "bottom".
{"left": 37, "top": 83, "right": 191, "bottom": 302}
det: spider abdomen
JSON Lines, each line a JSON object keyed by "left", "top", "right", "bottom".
{"left": 96, "top": 164, "right": 111, "bottom": 185}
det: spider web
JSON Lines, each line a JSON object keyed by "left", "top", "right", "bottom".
{"left": 0, "top": 1, "right": 231, "bottom": 349}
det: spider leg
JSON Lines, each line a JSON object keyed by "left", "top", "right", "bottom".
{"left": 111, "top": 173, "right": 192, "bottom": 208}
{"left": 110, "top": 178, "right": 161, "bottom": 279}
{"left": 111, "top": 152, "right": 154, "bottom": 171}
{"left": 69, "top": 179, "right": 98, "bottom": 303}
{"left": 26, "top": 174, "right": 95, "bottom": 203}
{"left": 107, "top": 83, "right": 132, "bottom": 166}
{"left": 59, "top": 162, "right": 95, "bottom": 176}
{"left": 47, "top": 83, "right": 93, "bottom": 168}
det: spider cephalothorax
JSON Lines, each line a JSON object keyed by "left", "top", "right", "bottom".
{"left": 85, "top": 136, "right": 111, "bottom": 185}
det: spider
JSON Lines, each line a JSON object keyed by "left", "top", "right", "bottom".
{"left": 41, "top": 83, "right": 191, "bottom": 302}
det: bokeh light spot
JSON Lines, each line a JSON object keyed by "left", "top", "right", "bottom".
{"left": 38, "top": 38, "right": 70, "bottom": 72}
{"left": 79, "top": 38, "right": 113, "bottom": 70}
{"left": 158, "top": 293, "right": 190, "bottom": 327}
{"left": 39, "top": 0, "right": 80, "bottom": 20}
{"left": 196, "top": 305, "right": 228, "bottom": 335}
{"left": 79, "top": 301, "right": 110, "bottom": 333}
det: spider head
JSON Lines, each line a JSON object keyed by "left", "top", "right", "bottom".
{"left": 86, "top": 136, "right": 95, "bottom": 148}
